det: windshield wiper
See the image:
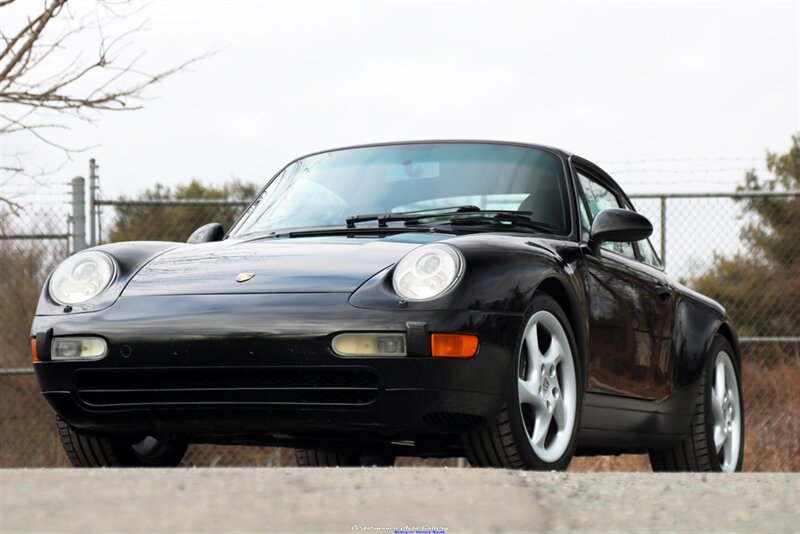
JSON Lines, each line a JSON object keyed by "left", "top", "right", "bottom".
{"left": 434, "top": 213, "right": 560, "bottom": 234}
{"left": 346, "top": 205, "right": 481, "bottom": 228}
{"left": 346, "top": 206, "right": 558, "bottom": 234}
{"left": 242, "top": 225, "right": 457, "bottom": 241}
{"left": 239, "top": 208, "right": 557, "bottom": 241}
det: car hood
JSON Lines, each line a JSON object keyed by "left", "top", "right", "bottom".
{"left": 122, "top": 234, "right": 448, "bottom": 296}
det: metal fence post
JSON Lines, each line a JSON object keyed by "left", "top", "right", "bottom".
{"left": 71, "top": 177, "right": 86, "bottom": 253}
{"left": 659, "top": 195, "right": 666, "bottom": 269}
{"left": 88, "top": 158, "right": 98, "bottom": 247}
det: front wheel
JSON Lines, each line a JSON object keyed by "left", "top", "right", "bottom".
{"left": 463, "top": 293, "right": 582, "bottom": 470}
{"left": 649, "top": 335, "right": 744, "bottom": 472}
{"left": 57, "top": 417, "right": 187, "bottom": 467}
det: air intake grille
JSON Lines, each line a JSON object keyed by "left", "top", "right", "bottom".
{"left": 74, "top": 366, "right": 379, "bottom": 408}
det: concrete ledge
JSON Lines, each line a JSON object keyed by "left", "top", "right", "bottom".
{"left": 1, "top": 469, "right": 797, "bottom": 533}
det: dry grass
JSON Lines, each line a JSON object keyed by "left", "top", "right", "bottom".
{"left": 740, "top": 351, "right": 799, "bottom": 471}
{"left": 0, "top": 376, "right": 70, "bottom": 468}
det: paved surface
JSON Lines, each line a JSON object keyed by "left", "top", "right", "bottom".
{"left": 1, "top": 469, "right": 798, "bottom": 533}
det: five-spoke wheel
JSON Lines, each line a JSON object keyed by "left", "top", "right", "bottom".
{"left": 517, "top": 309, "right": 578, "bottom": 463}
{"left": 463, "top": 293, "right": 582, "bottom": 470}
{"left": 650, "top": 335, "right": 744, "bottom": 472}
{"left": 710, "top": 351, "right": 743, "bottom": 472}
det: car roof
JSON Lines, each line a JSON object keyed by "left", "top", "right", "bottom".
{"left": 285, "top": 139, "right": 577, "bottom": 164}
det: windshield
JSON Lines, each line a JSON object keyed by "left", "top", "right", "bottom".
{"left": 229, "top": 143, "right": 570, "bottom": 237}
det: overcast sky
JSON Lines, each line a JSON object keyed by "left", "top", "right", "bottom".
{"left": 2, "top": 0, "right": 798, "bottom": 206}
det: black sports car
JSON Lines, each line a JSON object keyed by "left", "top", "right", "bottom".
{"left": 31, "top": 141, "right": 744, "bottom": 472}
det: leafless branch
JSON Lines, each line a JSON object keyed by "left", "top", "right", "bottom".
{"left": 1, "top": 111, "right": 95, "bottom": 152}
{"left": 2, "top": 153, "right": 70, "bottom": 187}
{"left": 0, "top": 0, "right": 211, "bottom": 200}
{"left": 0, "top": 195, "right": 24, "bottom": 216}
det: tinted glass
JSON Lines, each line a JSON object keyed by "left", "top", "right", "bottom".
{"left": 229, "top": 144, "right": 569, "bottom": 236}
{"left": 578, "top": 195, "right": 592, "bottom": 242}
{"left": 638, "top": 238, "right": 663, "bottom": 268}
{"left": 577, "top": 172, "right": 636, "bottom": 260}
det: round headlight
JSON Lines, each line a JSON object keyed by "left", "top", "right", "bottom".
{"left": 49, "top": 251, "right": 118, "bottom": 306}
{"left": 392, "top": 244, "right": 463, "bottom": 301}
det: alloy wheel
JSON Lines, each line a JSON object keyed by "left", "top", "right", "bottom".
{"left": 710, "top": 351, "right": 742, "bottom": 473}
{"left": 517, "top": 310, "right": 577, "bottom": 463}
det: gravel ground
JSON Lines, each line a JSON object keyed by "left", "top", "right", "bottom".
{"left": 1, "top": 469, "right": 798, "bottom": 533}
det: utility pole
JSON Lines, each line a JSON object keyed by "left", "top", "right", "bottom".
{"left": 71, "top": 177, "right": 86, "bottom": 253}
{"left": 88, "top": 158, "right": 98, "bottom": 247}
{"left": 659, "top": 196, "right": 666, "bottom": 269}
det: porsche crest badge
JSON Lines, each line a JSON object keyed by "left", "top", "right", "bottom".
{"left": 235, "top": 272, "right": 255, "bottom": 283}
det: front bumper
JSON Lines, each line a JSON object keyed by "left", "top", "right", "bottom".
{"left": 33, "top": 293, "right": 522, "bottom": 445}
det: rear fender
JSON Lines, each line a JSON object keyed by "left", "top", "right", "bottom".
{"left": 673, "top": 294, "right": 737, "bottom": 389}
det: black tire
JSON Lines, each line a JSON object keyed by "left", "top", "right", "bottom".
{"left": 649, "top": 335, "right": 744, "bottom": 472}
{"left": 294, "top": 449, "right": 395, "bottom": 467}
{"left": 57, "top": 416, "right": 187, "bottom": 467}
{"left": 463, "top": 293, "right": 583, "bottom": 471}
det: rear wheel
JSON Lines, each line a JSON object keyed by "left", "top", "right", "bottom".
{"left": 57, "top": 417, "right": 187, "bottom": 467}
{"left": 295, "top": 449, "right": 395, "bottom": 467}
{"left": 649, "top": 335, "right": 744, "bottom": 472}
{"left": 463, "top": 293, "right": 582, "bottom": 470}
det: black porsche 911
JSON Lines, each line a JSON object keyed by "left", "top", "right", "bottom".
{"left": 31, "top": 141, "right": 744, "bottom": 472}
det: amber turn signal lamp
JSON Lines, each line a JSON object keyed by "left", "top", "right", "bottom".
{"left": 31, "top": 339, "right": 39, "bottom": 362}
{"left": 430, "top": 333, "right": 479, "bottom": 358}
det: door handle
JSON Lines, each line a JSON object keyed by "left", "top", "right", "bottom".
{"left": 655, "top": 284, "right": 672, "bottom": 301}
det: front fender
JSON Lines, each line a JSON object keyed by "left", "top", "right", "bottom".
{"left": 33, "top": 241, "right": 182, "bottom": 319}
{"left": 349, "top": 234, "right": 581, "bottom": 315}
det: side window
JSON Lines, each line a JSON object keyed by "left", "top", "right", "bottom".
{"left": 622, "top": 199, "right": 663, "bottom": 270}
{"left": 578, "top": 196, "right": 592, "bottom": 242}
{"left": 576, "top": 172, "right": 636, "bottom": 260}
{"left": 638, "top": 238, "right": 663, "bottom": 269}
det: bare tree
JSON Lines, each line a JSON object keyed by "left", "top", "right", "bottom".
{"left": 0, "top": 0, "right": 207, "bottom": 213}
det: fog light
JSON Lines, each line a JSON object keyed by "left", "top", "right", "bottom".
{"left": 332, "top": 333, "right": 407, "bottom": 357}
{"left": 51, "top": 337, "right": 107, "bottom": 360}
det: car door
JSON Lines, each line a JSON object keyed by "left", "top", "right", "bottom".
{"left": 575, "top": 166, "right": 674, "bottom": 400}
{"left": 619, "top": 223, "right": 675, "bottom": 401}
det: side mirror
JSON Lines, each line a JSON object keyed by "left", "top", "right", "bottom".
{"left": 187, "top": 223, "right": 224, "bottom": 244}
{"left": 589, "top": 208, "right": 652, "bottom": 248}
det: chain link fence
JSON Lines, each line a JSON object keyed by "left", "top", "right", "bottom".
{"left": 1, "top": 210, "right": 70, "bottom": 467}
{"left": 1, "top": 189, "right": 797, "bottom": 471}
